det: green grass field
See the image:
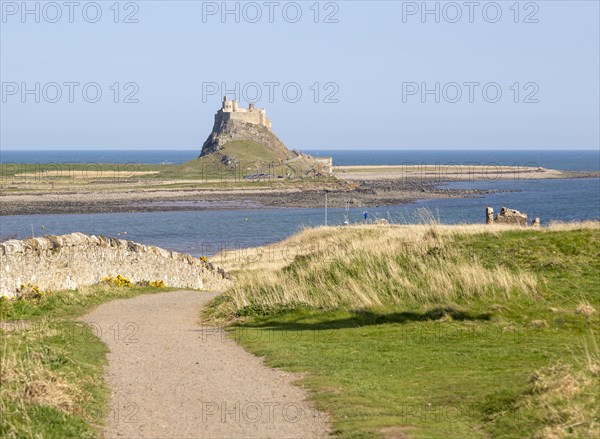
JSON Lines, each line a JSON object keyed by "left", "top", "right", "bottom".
{"left": 1, "top": 224, "right": 598, "bottom": 438}
{"left": 206, "top": 224, "right": 600, "bottom": 438}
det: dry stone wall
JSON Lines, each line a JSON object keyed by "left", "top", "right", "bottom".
{"left": 0, "top": 233, "right": 231, "bottom": 297}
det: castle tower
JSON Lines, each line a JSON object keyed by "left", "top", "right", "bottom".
{"left": 222, "top": 96, "right": 233, "bottom": 112}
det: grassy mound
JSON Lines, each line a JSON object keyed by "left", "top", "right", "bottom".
{"left": 198, "top": 140, "right": 287, "bottom": 165}
{"left": 158, "top": 140, "right": 328, "bottom": 181}
{"left": 206, "top": 223, "right": 599, "bottom": 320}
{"left": 205, "top": 222, "right": 600, "bottom": 438}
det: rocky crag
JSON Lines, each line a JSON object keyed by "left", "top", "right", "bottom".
{"left": 201, "top": 119, "right": 294, "bottom": 161}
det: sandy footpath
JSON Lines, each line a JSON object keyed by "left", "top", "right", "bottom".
{"left": 81, "top": 290, "right": 329, "bottom": 439}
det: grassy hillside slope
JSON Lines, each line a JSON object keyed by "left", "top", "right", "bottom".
{"left": 206, "top": 223, "right": 600, "bottom": 438}
{"left": 157, "top": 140, "right": 327, "bottom": 181}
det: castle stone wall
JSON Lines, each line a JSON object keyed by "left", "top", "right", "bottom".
{"left": 220, "top": 111, "right": 270, "bottom": 129}
{"left": 0, "top": 233, "right": 232, "bottom": 297}
{"left": 216, "top": 97, "right": 272, "bottom": 130}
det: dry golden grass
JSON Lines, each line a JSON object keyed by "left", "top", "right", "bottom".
{"left": 524, "top": 334, "right": 600, "bottom": 439}
{"left": 212, "top": 221, "right": 600, "bottom": 273}
{"left": 576, "top": 303, "right": 598, "bottom": 319}
{"left": 0, "top": 320, "right": 82, "bottom": 418}
{"left": 546, "top": 220, "right": 600, "bottom": 231}
{"left": 206, "top": 222, "right": 568, "bottom": 318}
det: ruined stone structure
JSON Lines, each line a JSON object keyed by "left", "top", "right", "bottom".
{"left": 313, "top": 157, "right": 334, "bottom": 175}
{"left": 200, "top": 97, "right": 292, "bottom": 159}
{"left": 0, "top": 233, "right": 231, "bottom": 298}
{"left": 486, "top": 207, "right": 494, "bottom": 225}
{"left": 486, "top": 207, "right": 534, "bottom": 226}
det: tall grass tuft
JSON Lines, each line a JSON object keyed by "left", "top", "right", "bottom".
{"left": 0, "top": 320, "right": 84, "bottom": 437}
{"left": 498, "top": 331, "right": 600, "bottom": 439}
{"left": 208, "top": 224, "right": 548, "bottom": 319}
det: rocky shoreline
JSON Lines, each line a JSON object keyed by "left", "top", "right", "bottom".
{"left": 4, "top": 166, "right": 596, "bottom": 216}
{"left": 0, "top": 179, "right": 505, "bottom": 216}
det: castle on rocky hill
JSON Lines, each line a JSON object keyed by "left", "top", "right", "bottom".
{"left": 199, "top": 96, "right": 288, "bottom": 158}
{"left": 199, "top": 97, "right": 332, "bottom": 174}
{"left": 216, "top": 96, "right": 272, "bottom": 129}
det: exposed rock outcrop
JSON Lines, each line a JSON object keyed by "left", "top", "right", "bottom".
{"left": 200, "top": 118, "right": 292, "bottom": 160}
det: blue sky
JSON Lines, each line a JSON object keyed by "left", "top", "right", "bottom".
{"left": 1, "top": 1, "right": 599, "bottom": 151}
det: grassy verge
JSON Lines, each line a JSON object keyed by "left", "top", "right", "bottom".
{"left": 205, "top": 223, "right": 600, "bottom": 438}
{"left": 0, "top": 283, "right": 173, "bottom": 438}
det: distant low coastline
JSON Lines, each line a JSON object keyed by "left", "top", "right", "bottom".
{"left": 0, "top": 161, "right": 597, "bottom": 216}
{"left": 335, "top": 165, "right": 598, "bottom": 181}
{"left": 2, "top": 149, "right": 599, "bottom": 171}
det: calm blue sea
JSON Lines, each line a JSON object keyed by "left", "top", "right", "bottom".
{"left": 1, "top": 150, "right": 598, "bottom": 255}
